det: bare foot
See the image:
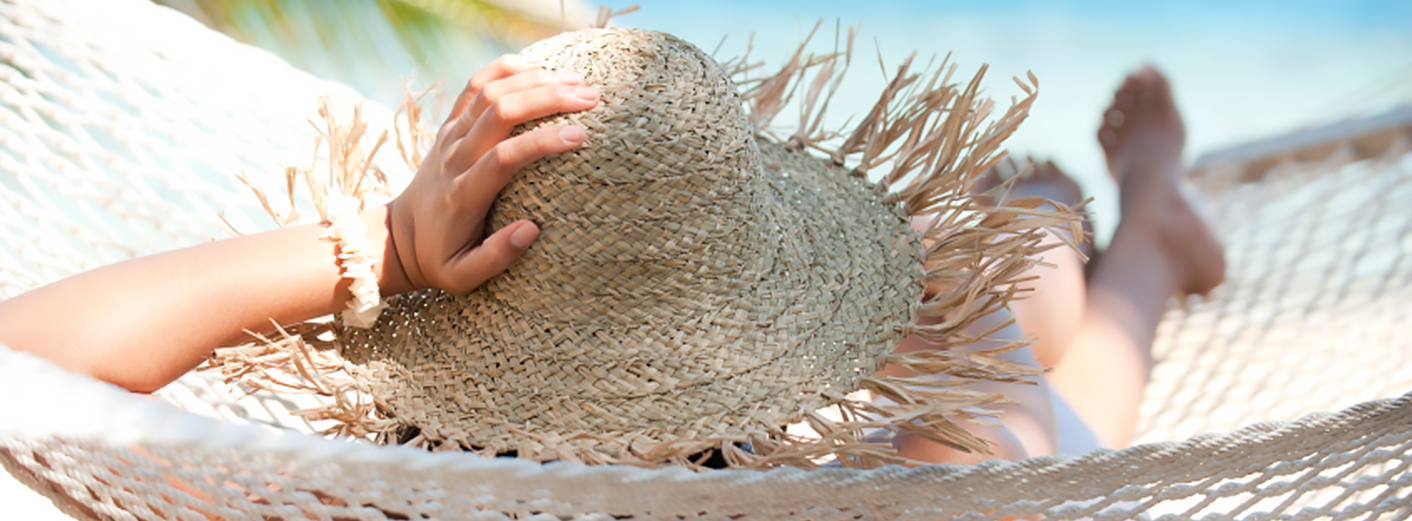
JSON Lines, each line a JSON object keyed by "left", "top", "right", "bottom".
{"left": 974, "top": 157, "right": 1095, "bottom": 260}
{"left": 1098, "top": 67, "right": 1225, "bottom": 296}
{"left": 970, "top": 155, "right": 1027, "bottom": 204}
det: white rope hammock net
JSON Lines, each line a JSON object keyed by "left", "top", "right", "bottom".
{"left": 2, "top": 0, "right": 1411, "bottom": 519}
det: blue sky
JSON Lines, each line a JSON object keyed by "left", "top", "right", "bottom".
{"left": 620, "top": 1, "right": 1412, "bottom": 238}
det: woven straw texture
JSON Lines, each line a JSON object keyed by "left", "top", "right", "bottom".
{"left": 336, "top": 29, "right": 922, "bottom": 461}
{"left": 3, "top": 0, "right": 1412, "bottom": 519}
{"left": 199, "top": 21, "right": 1054, "bottom": 469}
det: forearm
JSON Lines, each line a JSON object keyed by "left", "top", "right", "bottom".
{"left": 0, "top": 206, "right": 405, "bottom": 392}
{"left": 0, "top": 56, "right": 590, "bottom": 394}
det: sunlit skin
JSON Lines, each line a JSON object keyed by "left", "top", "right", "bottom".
{"left": 885, "top": 66, "right": 1228, "bottom": 463}
{"left": 0, "top": 55, "right": 600, "bottom": 393}
{"left": 2, "top": 56, "right": 1225, "bottom": 521}
{"left": 1049, "top": 66, "right": 1225, "bottom": 449}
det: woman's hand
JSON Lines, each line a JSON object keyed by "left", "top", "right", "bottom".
{"left": 385, "top": 54, "right": 599, "bottom": 296}
{"left": 0, "top": 55, "right": 599, "bottom": 392}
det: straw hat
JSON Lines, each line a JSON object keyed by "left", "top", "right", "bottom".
{"left": 212, "top": 27, "right": 1061, "bottom": 469}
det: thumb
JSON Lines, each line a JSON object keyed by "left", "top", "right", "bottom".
{"left": 443, "top": 220, "right": 539, "bottom": 295}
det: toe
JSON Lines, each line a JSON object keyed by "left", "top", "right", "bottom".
{"left": 1106, "top": 109, "right": 1126, "bottom": 128}
{"left": 1115, "top": 76, "right": 1138, "bottom": 105}
{"left": 1149, "top": 68, "right": 1171, "bottom": 93}
{"left": 1098, "top": 128, "right": 1117, "bottom": 149}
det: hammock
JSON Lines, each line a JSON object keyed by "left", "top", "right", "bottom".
{"left": 2, "top": 0, "right": 1411, "bottom": 518}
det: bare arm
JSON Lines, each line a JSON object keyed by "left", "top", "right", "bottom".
{"left": 0, "top": 55, "right": 599, "bottom": 393}
{"left": 0, "top": 210, "right": 396, "bottom": 392}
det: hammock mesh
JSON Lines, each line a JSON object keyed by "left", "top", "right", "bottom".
{"left": 2, "top": 0, "right": 1411, "bottom": 519}
{"left": 1141, "top": 143, "right": 1412, "bottom": 447}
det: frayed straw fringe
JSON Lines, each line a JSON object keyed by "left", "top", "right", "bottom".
{"left": 223, "top": 97, "right": 399, "bottom": 235}
{"left": 206, "top": 26, "right": 1081, "bottom": 470}
{"left": 723, "top": 21, "right": 1078, "bottom": 465}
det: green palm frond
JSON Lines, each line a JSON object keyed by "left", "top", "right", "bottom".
{"left": 153, "top": 0, "right": 590, "bottom": 109}
{"left": 394, "top": 0, "right": 581, "bottom": 41}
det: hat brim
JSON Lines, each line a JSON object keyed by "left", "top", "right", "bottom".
{"left": 207, "top": 27, "right": 1069, "bottom": 470}
{"left": 337, "top": 129, "right": 924, "bottom": 463}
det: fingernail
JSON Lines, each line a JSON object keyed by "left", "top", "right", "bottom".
{"left": 556, "top": 71, "right": 583, "bottom": 85}
{"left": 574, "top": 86, "right": 600, "bottom": 101}
{"left": 510, "top": 222, "right": 539, "bottom": 249}
{"left": 560, "top": 126, "right": 586, "bottom": 145}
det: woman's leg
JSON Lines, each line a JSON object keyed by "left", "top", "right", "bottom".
{"left": 1047, "top": 67, "right": 1226, "bottom": 449}
{"left": 889, "top": 67, "right": 1227, "bottom": 460}
{"left": 886, "top": 309, "right": 1057, "bottom": 463}
{"left": 887, "top": 201, "right": 1069, "bottom": 462}
{"left": 978, "top": 159, "right": 1093, "bottom": 370}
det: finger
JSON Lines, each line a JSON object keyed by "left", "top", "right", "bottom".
{"left": 462, "top": 69, "right": 585, "bottom": 129}
{"left": 452, "top": 125, "right": 587, "bottom": 212}
{"left": 448, "top": 84, "right": 598, "bottom": 169}
{"left": 450, "top": 54, "right": 543, "bottom": 119}
{"left": 439, "top": 54, "right": 544, "bottom": 139}
{"left": 445, "top": 69, "right": 585, "bottom": 145}
{"left": 441, "top": 220, "right": 540, "bottom": 295}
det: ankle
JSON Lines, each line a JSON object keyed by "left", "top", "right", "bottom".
{"left": 1111, "top": 202, "right": 1224, "bottom": 297}
{"left": 1087, "top": 230, "right": 1182, "bottom": 324}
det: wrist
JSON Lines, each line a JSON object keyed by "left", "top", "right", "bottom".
{"left": 361, "top": 205, "right": 415, "bottom": 296}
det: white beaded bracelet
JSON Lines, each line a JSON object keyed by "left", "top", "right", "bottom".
{"left": 324, "top": 194, "right": 386, "bottom": 328}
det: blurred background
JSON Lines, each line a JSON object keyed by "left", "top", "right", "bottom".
{"left": 153, "top": 0, "right": 1412, "bottom": 241}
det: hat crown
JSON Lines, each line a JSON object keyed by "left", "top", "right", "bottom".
{"left": 487, "top": 28, "right": 766, "bottom": 324}
{"left": 520, "top": 28, "right": 754, "bottom": 172}
{"left": 339, "top": 28, "right": 926, "bottom": 461}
